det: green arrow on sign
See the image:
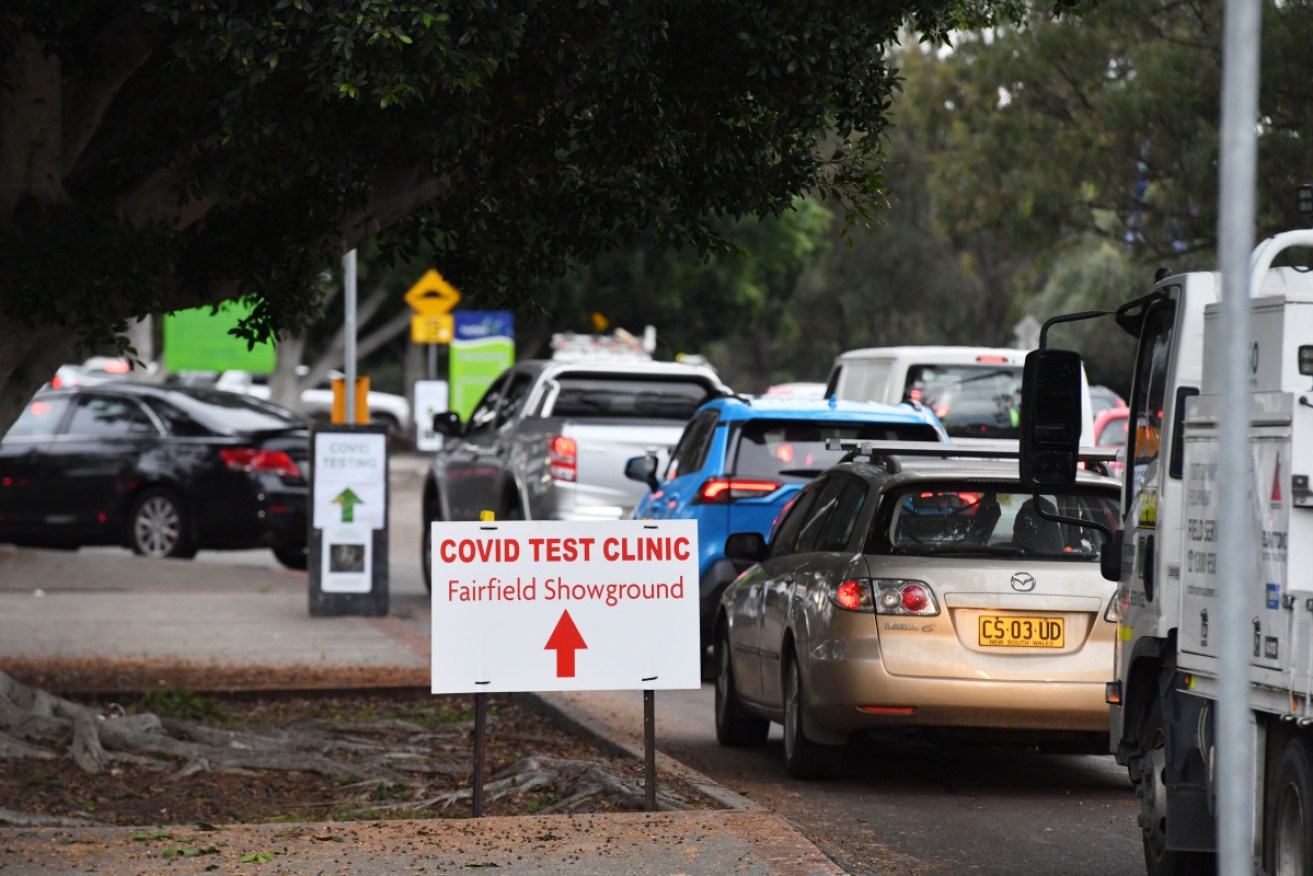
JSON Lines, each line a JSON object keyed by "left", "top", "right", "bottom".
{"left": 332, "top": 488, "right": 364, "bottom": 523}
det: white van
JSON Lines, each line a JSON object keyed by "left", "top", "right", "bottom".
{"left": 824, "top": 345, "right": 1095, "bottom": 444}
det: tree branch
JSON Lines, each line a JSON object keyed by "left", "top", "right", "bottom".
{"left": 62, "top": 10, "right": 162, "bottom": 177}
{"left": 0, "top": 33, "right": 64, "bottom": 219}
{"left": 340, "top": 170, "right": 451, "bottom": 248}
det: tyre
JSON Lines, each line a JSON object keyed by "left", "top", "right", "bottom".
{"left": 1136, "top": 697, "right": 1216, "bottom": 876}
{"left": 782, "top": 651, "right": 843, "bottom": 779}
{"left": 1270, "top": 737, "right": 1313, "bottom": 876}
{"left": 128, "top": 489, "right": 196, "bottom": 559}
{"left": 714, "top": 623, "right": 768, "bottom": 748}
{"left": 421, "top": 509, "right": 435, "bottom": 593}
{"left": 272, "top": 544, "right": 308, "bottom": 570}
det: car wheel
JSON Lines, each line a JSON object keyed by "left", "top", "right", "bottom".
{"left": 422, "top": 508, "right": 435, "bottom": 593}
{"left": 1271, "top": 738, "right": 1313, "bottom": 876}
{"left": 1137, "top": 697, "right": 1216, "bottom": 875}
{"left": 272, "top": 544, "right": 308, "bottom": 570}
{"left": 782, "top": 651, "right": 842, "bottom": 779}
{"left": 714, "top": 623, "right": 768, "bottom": 748}
{"left": 129, "top": 489, "right": 196, "bottom": 560}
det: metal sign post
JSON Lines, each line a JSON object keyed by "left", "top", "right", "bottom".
{"left": 1216, "top": 2, "right": 1262, "bottom": 871}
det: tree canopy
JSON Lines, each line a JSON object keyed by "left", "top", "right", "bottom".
{"left": 0, "top": 0, "right": 1026, "bottom": 430}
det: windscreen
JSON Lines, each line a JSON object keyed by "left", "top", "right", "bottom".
{"left": 733, "top": 420, "right": 941, "bottom": 482}
{"left": 551, "top": 377, "right": 718, "bottom": 419}
{"left": 875, "top": 484, "right": 1119, "bottom": 560}
{"left": 904, "top": 364, "right": 1024, "bottom": 439}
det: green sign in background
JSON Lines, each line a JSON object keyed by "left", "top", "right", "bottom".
{"left": 163, "top": 301, "right": 277, "bottom": 373}
{"left": 450, "top": 337, "right": 515, "bottom": 419}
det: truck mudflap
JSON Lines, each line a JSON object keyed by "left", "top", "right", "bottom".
{"left": 1165, "top": 783, "right": 1216, "bottom": 852}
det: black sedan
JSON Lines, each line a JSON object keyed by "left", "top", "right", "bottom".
{"left": 0, "top": 383, "right": 310, "bottom": 568}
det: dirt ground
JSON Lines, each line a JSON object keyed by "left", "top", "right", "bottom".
{"left": 1, "top": 689, "right": 721, "bottom": 828}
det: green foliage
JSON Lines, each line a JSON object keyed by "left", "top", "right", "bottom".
{"left": 1, "top": 0, "right": 1023, "bottom": 356}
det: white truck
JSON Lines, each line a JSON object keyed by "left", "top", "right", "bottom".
{"left": 1023, "top": 230, "right": 1313, "bottom": 873}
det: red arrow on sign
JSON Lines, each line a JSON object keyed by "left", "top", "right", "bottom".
{"left": 545, "top": 610, "right": 588, "bottom": 678}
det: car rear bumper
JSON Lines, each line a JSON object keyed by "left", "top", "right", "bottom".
{"left": 803, "top": 643, "right": 1110, "bottom": 736}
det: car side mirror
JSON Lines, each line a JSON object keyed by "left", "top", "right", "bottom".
{"left": 1101, "top": 529, "right": 1123, "bottom": 583}
{"left": 1020, "top": 348, "right": 1083, "bottom": 488}
{"left": 724, "top": 532, "right": 768, "bottom": 566}
{"left": 432, "top": 411, "right": 462, "bottom": 437}
{"left": 624, "top": 454, "right": 660, "bottom": 492}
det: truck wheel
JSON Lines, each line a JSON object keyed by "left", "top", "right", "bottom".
{"left": 1137, "top": 697, "right": 1216, "bottom": 875}
{"left": 782, "top": 651, "right": 843, "bottom": 779}
{"left": 714, "top": 623, "right": 768, "bottom": 748}
{"left": 1270, "top": 737, "right": 1313, "bottom": 875}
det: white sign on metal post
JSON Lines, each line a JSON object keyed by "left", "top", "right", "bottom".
{"left": 430, "top": 519, "right": 700, "bottom": 694}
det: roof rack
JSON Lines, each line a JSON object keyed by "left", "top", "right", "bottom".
{"left": 825, "top": 439, "right": 1117, "bottom": 473}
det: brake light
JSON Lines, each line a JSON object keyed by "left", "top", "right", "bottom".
{"left": 873, "top": 579, "right": 940, "bottom": 616}
{"left": 105, "top": 359, "right": 131, "bottom": 374}
{"left": 976, "top": 355, "right": 1009, "bottom": 363}
{"left": 832, "top": 580, "right": 873, "bottom": 612}
{"left": 50, "top": 375, "right": 64, "bottom": 389}
{"left": 858, "top": 706, "right": 917, "bottom": 715}
{"left": 219, "top": 448, "right": 302, "bottom": 478}
{"left": 548, "top": 435, "right": 577, "bottom": 482}
{"left": 695, "top": 477, "right": 781, "bottom": 504}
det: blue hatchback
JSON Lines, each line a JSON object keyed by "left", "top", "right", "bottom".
{"left": 625, "top": 395, "right": 948, "bottom": 675}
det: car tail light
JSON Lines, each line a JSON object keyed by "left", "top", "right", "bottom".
{"left": 858, "top": 705, "right": 916, "bottom": 715}
{"left": 548, "top": 435, "right": 577, "bottom": 482}
{"left": 873, "top": 579, "right": 940, "bottom": 616}
{"left": 694, "top": 477, "right": 781, "bottom": 504}
{"left": 976, "top": 355, "right": 1009, "bottom": 363}
{"left": 220, "top": 448, "right": 302, "bottom": 478}
{"left": 830, "top": 579, "right": 874, "bottom": 612}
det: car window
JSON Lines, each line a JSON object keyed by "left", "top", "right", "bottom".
{"left": 793, "top": 477, "right": 853, "bottom": 554}
{"left": 904, "top": 364, "right": 1024, "bottom": 439}
{"left": 65, "top": 395, "right": 157, "bottom": 438}
{"left": 551, "top": 376, "right": 717, "bottom": 419}
{"left": 732, "top": 420, "right": 939, "bottom": 482}
{"left": 665, "top": 411, "right": 718, "bottom": 480}
{"left": 768, "top": 482, "right": 822, "bottom": 559}
{"left": 877, "top": 485, "right": 1120, "bottom": 560}
{"left": 149, "top": 389, "right": 306, "bottom": 435}
{"left": 810, "top": 475, "right": 869, "bottom": 552}
{"left": 497, "top": 374, "right": 536, "bottom": 428}
{"left": 1097, "top": 415, "right": 1129, "bottom": 447}
{"left": 832, "top": 360, "right": 892, "bottom": 401}
{"left": 467, "top": 373, "right": 510, "bottom": 431}
{"left": 4, "top": 396, "right": 71, "bottom": 439}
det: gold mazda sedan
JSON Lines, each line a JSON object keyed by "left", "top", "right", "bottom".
{"left": 713, "top": 449, "right": 1121, "bottom": 778}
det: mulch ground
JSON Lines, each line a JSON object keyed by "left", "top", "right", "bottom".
{"left": 0, "top": 688, "right": 722, "bottom": 827}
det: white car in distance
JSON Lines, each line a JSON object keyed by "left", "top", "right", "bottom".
{"left": 216, "top": 369, "right": 410, "bottom": 436}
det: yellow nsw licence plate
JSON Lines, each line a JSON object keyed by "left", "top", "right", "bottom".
{"left": 978, "top": 615, "right": 1065, "bottom": 648}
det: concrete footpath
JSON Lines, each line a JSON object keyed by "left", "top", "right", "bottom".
{"left": 0, "top": 456, "right": 844, "bottom": 875}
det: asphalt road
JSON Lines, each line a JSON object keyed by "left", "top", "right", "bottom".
{"left": 57, "top": 453, "right": 1148, "bottom": 875}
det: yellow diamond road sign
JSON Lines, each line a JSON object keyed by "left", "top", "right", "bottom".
{"left": 405, "top": 269, "right": 461, "bottom": 315}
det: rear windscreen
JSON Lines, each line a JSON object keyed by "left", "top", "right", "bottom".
{"left": 733, "top": 420, "right": 941, "bottom": 482}
{"left": 876, "top": 484, "right": 1120, "bottom": 560}
{"left": 904, "top": 364, "right": 1024, "bottom": 439}
{"left": 551, "top": 377, "right": 718, "bottom": 419}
